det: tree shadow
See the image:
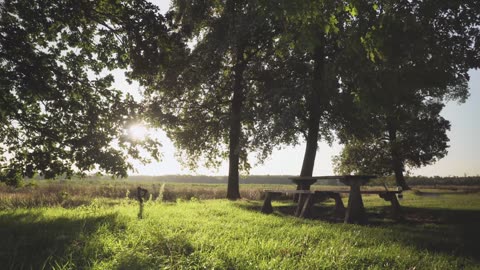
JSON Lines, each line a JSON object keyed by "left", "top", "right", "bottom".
{"left": 234, "top": 200, "right": 480, "bottom": 262}
{"left": 113, "top": 234, "right": 197, "bottom": 270}
{"left": 0, "top": 211, "right": 120, "bottom": 269}
{"left": 368, "top": 206, "right": 480, "bottom": 262}
{"left": 0, "top": 209, "right": 199, "bottom": 269}
{"left": 236, "top": 200, "right": 346, "bottom": 222}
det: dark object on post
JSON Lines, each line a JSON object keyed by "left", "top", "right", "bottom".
{"left": 137, "top": 187, "right": 148, "bottom": 219}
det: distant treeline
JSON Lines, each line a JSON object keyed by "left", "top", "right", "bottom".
{"left": 399, "top": 176, "right": 480, "bottom": 186}
{"left": 124, "top": 175, "right": 480, "bottom": 186}
{"left": 126, "top": 175, "right": 302, "bottom": 185}
{"left": 29, "top": 174, "right": 480, "bottom": 186}
{"left": 368, "top": 176, "right": 480, "bottom": 186}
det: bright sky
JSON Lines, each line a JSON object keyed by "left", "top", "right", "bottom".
{"left": 122, "top": 0, "right": 480, "bottom": 177}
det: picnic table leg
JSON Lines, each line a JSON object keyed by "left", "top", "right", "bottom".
{"left": 379, "top": 192, "right": 402, "bottom": 220}
{"left": 295, "top": 193, "right": 308, "bottom": 217}
{"left": 293, "top": 183, "right": 311, "bottom": 202}
{"left": 299, "top": 193, "right": 316, "bottom": 218}
{"left": 261, "top": 193, "right": 274, "bottom": 214}
{"left": 293, "top": 184, "right": 301, "bottom": 202}
{"left": 344, "top": 183, "right": 367, "bottom": 224}
{"left": 327, "top": 192, "right": 345, "bottom": 216}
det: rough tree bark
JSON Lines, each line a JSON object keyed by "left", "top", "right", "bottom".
{"left": 387, "top": 120, "right": 410, "bottom": 190}
{"left": 300, "top": 44, "right": 325, "bottom": 177}
{"left": 227, "top": 47, "right": 246, "bottom": 200}
{"left": 300, "top": 111, "right": 321, "bottom": 177}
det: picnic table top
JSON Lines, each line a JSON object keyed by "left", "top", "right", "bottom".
{"left": 288, "top": 175, "right": 377, "bottom": 181}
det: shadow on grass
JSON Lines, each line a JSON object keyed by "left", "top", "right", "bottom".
{"left": 0, "top": 210, "right": 199, "bottom": 269}
{"left": 382, "top": 208, "right": 479, "bottom": 265}
{"left": 235, "top": 200, "right": 480, "bottom": 262}
{"left": 236, "top": 200, "right": 346, "bottom": 222}
{"left": 0, "top": 211, "right": 120, "bottom": 269}
{"left": 112, "top": 235, "right": 197, "bottom": 270}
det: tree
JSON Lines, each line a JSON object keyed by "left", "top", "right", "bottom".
{"left": 334, "top": 0, "right": 479, "bottom": 189}
{"left": 143, "top": 0, "right": 280, "bottom": 199}
{"left": 334, "top": 102, "right": 451, "bottom": 180}
{"left": 250, "top": 0, "right": 370, "bottom": 178}
{"left": 277, "top": 1, "right": 344, "bottom": 177}
{"left": 0, "top": 0, "right": 169, "bottom": 183}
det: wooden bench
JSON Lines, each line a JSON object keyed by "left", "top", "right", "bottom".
{"left": 261, "top": 189, "right": 402, "bottom": 220}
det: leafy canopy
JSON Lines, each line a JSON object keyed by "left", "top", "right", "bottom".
{"left": 0, "top": 0, "right": 172, "bottom": 182}
{"left": 334, "top": 0, "right": 479, "bottom": 178}
{"left": 145, "top": 0, "right": 281, "bottom": 172}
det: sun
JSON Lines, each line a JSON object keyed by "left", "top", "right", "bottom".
{"left": 128, "top": 123, "right": 149, "bottom": 140}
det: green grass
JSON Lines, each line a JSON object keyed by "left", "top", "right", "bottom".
{"left": 1, "top": 190, "right": 479, "bottom": 269}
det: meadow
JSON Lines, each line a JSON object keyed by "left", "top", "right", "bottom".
{"left": 0, "top": 180, "right": 479, "bottom": 269}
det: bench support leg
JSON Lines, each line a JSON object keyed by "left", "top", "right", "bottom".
{"left": 379, "top": 192, "right": 402, "bottom": 220}
{"left": 261, "top": 193, "right": 274, "bottom": 214}
{"left": 299, "top": 194, "right": 316, "bottom": 218}
{"left": 295, "top": 193, "right": 308, "bottom": 217}
{"left": 293, "top": 184, "right": 311, "bottom": 202}
{"left": 327, "top": 192, "right": 345, "bottom": 215}
{"left": 345, "top": 183, "right": 367, "bottom": 224}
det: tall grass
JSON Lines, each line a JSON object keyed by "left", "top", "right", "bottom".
{"left": 0, "top": 181, "right": 267, "bottom": 209}
{"left": 2, "top": 179, "right": 478, "bottom": 210}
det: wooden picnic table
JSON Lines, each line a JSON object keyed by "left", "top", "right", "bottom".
{"left": 264, "top": 175, "right": 400, "bottom": 224}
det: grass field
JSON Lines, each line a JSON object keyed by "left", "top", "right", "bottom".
{"left": 1, "top": 182, "right": 479, "bottom": 269}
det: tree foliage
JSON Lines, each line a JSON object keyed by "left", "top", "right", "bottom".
{"left": 0, "top": 0, "right": 168, "bottom": 183}
{"left": 248, "top": 0, "right": 361, "bottom": 178}
{"left": 144, "top": 0, "right": 281, "bottom": 199}
{"left": 334, "top": 0, "right": 479, "bottom": 189}
{"left": 334, "top": 102, "right": 451, "bottom": 176}
{"left": 1, "top": 0, "right": 478, "bottom": 191}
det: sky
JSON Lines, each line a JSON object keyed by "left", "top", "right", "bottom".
{"left": 123, "top": 0, "right": 480, "bottom": 177}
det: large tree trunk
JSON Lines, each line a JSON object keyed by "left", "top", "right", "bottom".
{"left": 392, "top": 158, "right": 409, "bottom": 190}
{"left": 300, "top": 44, "right": 324, "bottom": 177}
{"left": 227, "top": 48, "right": 246, "bottom": 200}
{"left": 387, "top": 120, "right": 410, "bottom": 190}
{"left": 300, "top": 113, "right": 321, "bottom": 177}
{"left": 227, "top": 84, "right": 242, "bottom": 200}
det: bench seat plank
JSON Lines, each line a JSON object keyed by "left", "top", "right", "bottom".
{"left": 263, "top": 189, "right": 315, "bottom": 194}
